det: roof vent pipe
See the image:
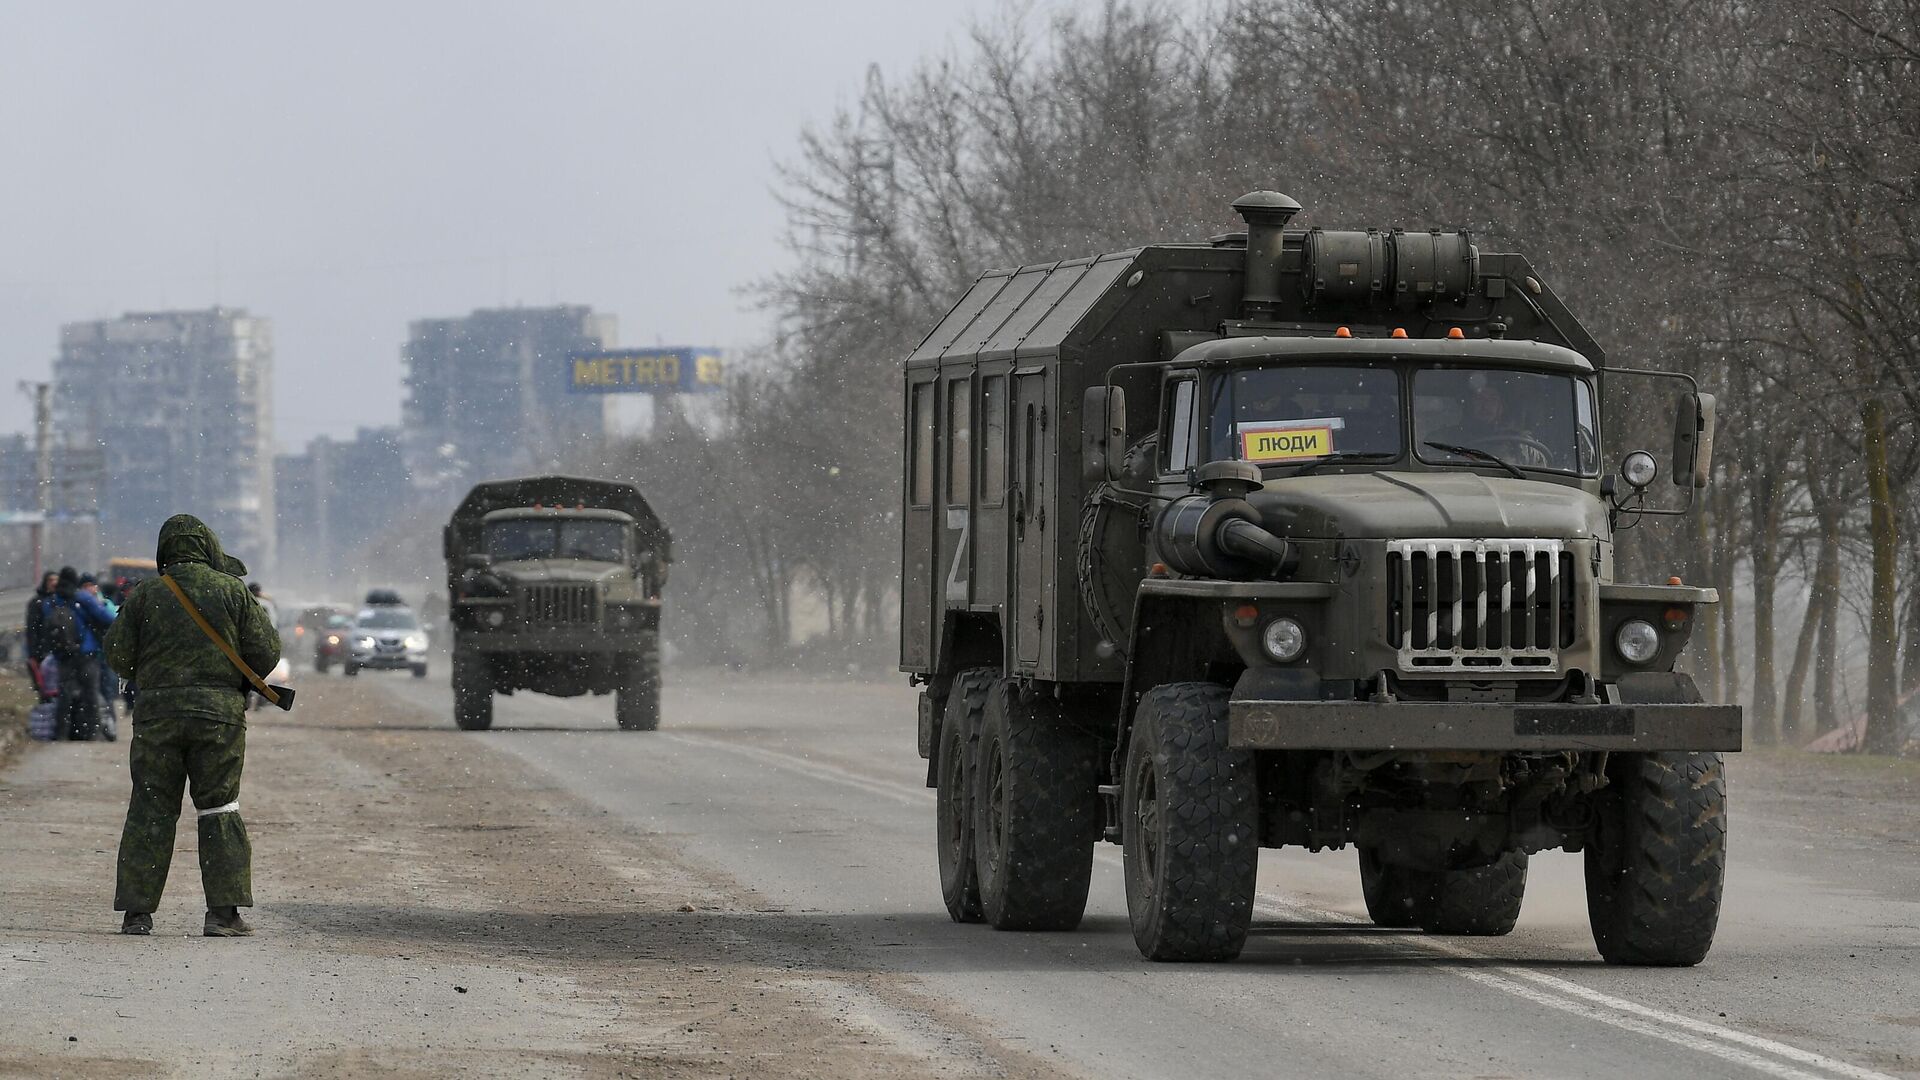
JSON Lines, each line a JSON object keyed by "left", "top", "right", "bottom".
{"left": 1231, "top": 191, "right": 1302, "bottom": 319}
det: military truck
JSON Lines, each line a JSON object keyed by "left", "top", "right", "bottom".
{"left": 902, "top": 192, "right": 1739, "bottom": 966}
{"left": 445, "top": 476, "right": 670, "bottom": 731}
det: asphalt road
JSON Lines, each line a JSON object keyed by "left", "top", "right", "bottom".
{"left": 361, "top": 665, "right": 1920, "bottom": 1080}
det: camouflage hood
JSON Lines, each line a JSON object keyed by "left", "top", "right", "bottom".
{"left": 156, "top": 514, "right": 249, "bottom": 578}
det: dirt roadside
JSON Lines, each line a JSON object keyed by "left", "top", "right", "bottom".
{"left": 0, "top": 674, "right": 1071, "bottom": 1080}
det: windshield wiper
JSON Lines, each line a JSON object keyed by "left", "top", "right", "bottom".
{"left": 1290, "top": 452, "right": 1398, "bottom": 476}
{"left": 1423, "top": 441, "right": 1526, "bottom": 480}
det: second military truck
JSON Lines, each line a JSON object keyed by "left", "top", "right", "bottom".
{"left": 445, "top": 476, "right": 670, "bottom": 731}
{"left": 903, "top": 192, "right": 1739, "bottom": 966}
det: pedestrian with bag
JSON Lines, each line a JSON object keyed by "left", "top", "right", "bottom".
{"left": 46, "top": 566, "right": 115, "bottom": 741}
{"left": 106, "top": 515, "right": 284, "bottom": 937}
{"left": 84, "top": 574, "right": 123, "bottom": 738}
{"left": 23, "top": 569, "right": 56, "bottom": 675}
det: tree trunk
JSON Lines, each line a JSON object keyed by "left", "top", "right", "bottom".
{"left": 1780, "top": 522, "right": 1840, "bottom": 744}
{"left": 1694, "top": 494, "right": 1722, "bottom": 700}
{"left": 1747, "top": 460, "right": 1783, "bottom": 744}
{"left": 1862, "top": 395, "right": 1901, "bottom": 755}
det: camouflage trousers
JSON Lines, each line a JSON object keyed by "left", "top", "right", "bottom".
{"left": 114, "top": 716, "right": 252, "bottom": 912}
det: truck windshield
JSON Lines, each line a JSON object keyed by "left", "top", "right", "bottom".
{"left": 1413, "top": 368, "right": 1598, "bottom": 476}
{"left": 1206, "top": 365, "right": 1401, "bottom": 465}
{"left": 485, "top": 519, "right": 628, "bottom": 563}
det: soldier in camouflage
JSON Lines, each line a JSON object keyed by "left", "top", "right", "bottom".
{"left": 105, "top": 515, "right": 281, "bottom": 937}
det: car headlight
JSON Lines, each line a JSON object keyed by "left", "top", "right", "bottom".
{"left": 404, "top": 634, "right": 427, "bottom": 651}
{"left": 1615, "top": 619, "right": 1660, "bottom": 665}
{"left": 354, "top": 636, "right": 376, "bottom": 650}
{"left": 1262, "top": 617, "right": 1307, "bottom": 663}
{"left": 325, "top": 634, "right": 340, "bottom": 646}
{"left": 485, "top": 609, "right": 506, "bottom": 627}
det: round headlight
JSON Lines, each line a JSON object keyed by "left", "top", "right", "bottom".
{"left": 485, "top": 610, "right": 505, "bottom": 627}
{"left": 1615, "top": 619, "right": 1661, "bottom": 665}
{"left": 1621, "top": 451, "right": 1658, "bottom": 489}
{"left": 1262, "top": 617, "right": 1307, "bottom": 663}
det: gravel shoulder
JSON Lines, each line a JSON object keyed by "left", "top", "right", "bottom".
{"left": 0, "top": 673, "right": 1069, "bottom": 1080}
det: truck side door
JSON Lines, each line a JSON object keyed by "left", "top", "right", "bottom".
{"left": 1011, "top": 371, "right": 1049, "bottom": 668}
{"left": 900, "top": 375, "right": 938, "bottom": 670}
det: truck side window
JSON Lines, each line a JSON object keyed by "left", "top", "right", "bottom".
{"left": 947, "top": 376, "right": 972, "bottom": 504}
{"left": 1164, "top": 378, "right": 1196, "bottom": 473}
{"left": 980, "top": 375, "right": 1007, "bottom": 506}
{"left": 910, "top": 382, "right": 935, "bottom": 506}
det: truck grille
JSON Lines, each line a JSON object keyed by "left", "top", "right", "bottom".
{"left": 1385, "top": 540, "right": 1574, "bottom": 673}
{"left": 521, "top": 583, "right": 599, "bottom": 626}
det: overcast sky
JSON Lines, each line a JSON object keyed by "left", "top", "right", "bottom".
{"left": 0, "top": 2, "right": 1036, "bottom": 448}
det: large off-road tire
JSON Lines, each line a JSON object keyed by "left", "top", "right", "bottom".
{"left": 452, "top": 651, "right": 493, "bottom": 732}
{"left": 1421, "top": 852, "right": 1528, "bottom": 936}
{"left": 935, "top": 668, "right": 996, "bottom": 924}
{"left": 1358, "top": 845, "right": 1433, "bottom": 929}
{"left": 1585, "top": 751, "right": 1726, "bottom": 966}
{"left": 1123, "top": 682, "right": 1258, "bottom": 962}
{"left": 971, "top": 678, "right": 1100, "bottom": 931}
{"left": 616, "top": 644, "right": 662, "bottom": 731}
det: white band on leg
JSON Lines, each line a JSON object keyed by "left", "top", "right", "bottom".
{"left": 197, "top": 801, "right": 239, "bottom": 818}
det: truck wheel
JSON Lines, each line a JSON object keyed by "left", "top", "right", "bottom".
{"left": 936, "top": 668, "right": 996, "bottom": 924}
{"left": 1585, "top": 751, "right": 1726, "bottom": 966}
{"left": 616, "top": 646, "right": 661, "bottom": 731}
{"left": 1358, "top": 846, "right": 1433, "bottom": 929}
{"left": 1420, "top": 852, "right": 1528, "bottom": 936}
{"left": 1123, "top": 682, "right": 1258, "bottom": 962}
{"left": 452, "top": 652, "right": 493, "bottom": 732}
{"left": 971, "top": 677, "right": 1099, "bottom": 931}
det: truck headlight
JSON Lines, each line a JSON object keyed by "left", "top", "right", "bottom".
{"left": 1262, "top": 617, "right": 1307, "bottom": 663}
{"left": 1615, "top": 619, "right": 1660, "bottom": 664}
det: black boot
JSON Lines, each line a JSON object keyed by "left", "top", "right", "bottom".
{"left": 204, "top": 906, "right": 254, "bottom": 937}
{"left": 121, "top": 912, "right": 152, "bottom": 935}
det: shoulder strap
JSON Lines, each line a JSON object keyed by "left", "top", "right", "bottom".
{"left": 161, "top": 573, "right": 280, "bottom": 707}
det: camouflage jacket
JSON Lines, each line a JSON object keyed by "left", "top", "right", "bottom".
{"left": 104, "top": 515, "right": 281, "bottom": 726}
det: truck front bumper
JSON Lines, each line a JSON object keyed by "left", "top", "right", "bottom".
{"left": 1228, "top": 699, "right": 1743, "bottom": 752}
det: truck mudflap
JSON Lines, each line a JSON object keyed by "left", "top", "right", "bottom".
{"left": 1227, "top": 699, "right": 1743, "bottom": 752}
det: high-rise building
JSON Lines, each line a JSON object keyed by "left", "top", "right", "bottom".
{"left": 53, "top": 308, "right": 275, "bottom": 571}
{"left": 401, "top": 305, "right": 612, "bottom": 493}
{"left": 275, "top": 426, "right": 408, "bottom": 581}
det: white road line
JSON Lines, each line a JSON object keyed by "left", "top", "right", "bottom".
{"left": 653, "top": 731, "right": 1894, "bottom": 1080}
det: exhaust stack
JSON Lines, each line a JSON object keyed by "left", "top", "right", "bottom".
{"left": 1231, "top": 191, "right": 1302, "bottom": 319}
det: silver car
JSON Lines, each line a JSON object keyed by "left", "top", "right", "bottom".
{"left": 345, "top": 606, "right": 429, "bottom": 678}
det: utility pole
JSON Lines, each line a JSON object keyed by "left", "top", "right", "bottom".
{"left": 18, "top": 382, "right": 51, "bottom": 583}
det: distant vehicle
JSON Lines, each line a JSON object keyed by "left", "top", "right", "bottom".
{"left": 364, "top": 588, "right": 408, "bottom": 607}
{"left": 444, "top": 475, "right": 670, "bottom": 732}
{"left": 107, "top": 557, "right": 159, "bottom": 589}
{"left": 345, "top": 606, "right": 429, "bottom": 678}
{"left": 309, "top": 611, "right": 354, "bottom": 674}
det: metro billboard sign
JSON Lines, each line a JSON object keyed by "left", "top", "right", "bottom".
{"left": 567, "top": 347, "right": 724, "bottom": 394}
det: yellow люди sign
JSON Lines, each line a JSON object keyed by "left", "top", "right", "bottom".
{"left": 1241, "top": 426, "right": 1334, "bottom": 462}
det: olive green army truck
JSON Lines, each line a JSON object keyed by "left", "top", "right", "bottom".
{"left": 902, "top": 192, "right": 1738, "bottom": 966}
{"left": 445, "top": 476, "right": 670, "bottom": 731}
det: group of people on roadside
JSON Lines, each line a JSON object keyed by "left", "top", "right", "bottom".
{"left": 23, "top": 565, "right": 122, "bottom": 741}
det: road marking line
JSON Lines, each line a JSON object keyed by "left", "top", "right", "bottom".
{"left": 1254, "top": 895, "right": 1897, "bottom": 1080}
{"left": 650, "top": 733, "right": 1894, "bottom": 1080}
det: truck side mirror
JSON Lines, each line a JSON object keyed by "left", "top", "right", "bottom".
{"left": 1672, "top": 391, "right": 1716, "bottom": 488}
{"left": 1081, "top": 385, "right": 1127, "bottom": 482}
